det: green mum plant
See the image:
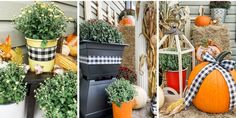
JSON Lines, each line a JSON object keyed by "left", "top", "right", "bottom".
{"left": 159, "top": 48, "right": 191, "bottom": 71}
{"left": 80, "top": 19, "right": 123, "bottom": 44}
{"left": 105, "top": 78, "right": 136, "bottom": 107}
{"left": 35, "top": 71, "right": 77, "bottom": 118}
{"left": 14, "top": 2, "right": 72, "bottom": 47}
{"left": 0, "top": 62, "right": 27, "bottom": 104}
{"left": 210, "top": 1, "right": 231, "bottom": 9}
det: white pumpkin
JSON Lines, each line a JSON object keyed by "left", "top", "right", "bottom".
{"left": 133, "top": 85, "right": 148, "bottom": 109}
{"left": 158, "top": 86, "right": 165, "bottom": 109}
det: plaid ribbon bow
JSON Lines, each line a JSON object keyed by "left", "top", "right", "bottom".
{"left": 185, "top": 52, "right": 236, "bottom": 110}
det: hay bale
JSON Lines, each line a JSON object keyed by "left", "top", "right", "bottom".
{"left": 191, "top": 24, "right": 230, "bottom": 52}
{"left": 119, "top": 26, "right": 135, "bottom": 72}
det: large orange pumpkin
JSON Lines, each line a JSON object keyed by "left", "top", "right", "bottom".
{"left": 195, "top": 16, "right": 211, "bottom": 26}
{"left": 188, "top": 52, "right": 236, "bottom": 113}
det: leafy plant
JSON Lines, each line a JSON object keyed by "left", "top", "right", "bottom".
{"left": 210, "top": 1, "right": 231, "bottom": 9}
{"left": 80, "top": 19, "right": 123, "bottom": 44}
{"left": 0, "top": 62, "right": 27, "bottom": 104}
{"left": 35, "top": 72, "right": 77, "bottom": 118}
{"left": 117, "top": 66, "right": 136, "bottom": 84}
{"left": 105, "top": 78, "right": 136, "bottom": 107}
{"left": 14, "top": 2, "right": 72, "bottom": 47}
{"left": 159, "top": 48, "right": 191, "bottom": 71}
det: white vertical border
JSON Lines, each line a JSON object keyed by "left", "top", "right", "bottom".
{"left": 77, "top": 1, "right": 80, "bottom": 118}
{"left": 156, "top": 1, "right": 160, "bottom": 117}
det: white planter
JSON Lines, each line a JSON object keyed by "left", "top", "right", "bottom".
{"left": 34, "top": 103, "right": 44, "bottom": 118}
{"left": 0, "top": 100, "right": 26, "bottom": 118}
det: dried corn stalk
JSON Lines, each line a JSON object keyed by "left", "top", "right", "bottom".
{"left": 141, "top": 1, "right": 157, "bottom": 97}
{"left": 159, "top": 1, "right": 190, "bottom": 47}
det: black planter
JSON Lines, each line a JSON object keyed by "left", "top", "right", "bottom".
{"left": 80, "top": 41, "right": 127, "bottom": 80}
{"left": 80, "top": 77, "right": 115, "bottom": 118}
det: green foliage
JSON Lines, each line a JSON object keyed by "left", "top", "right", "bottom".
{"left": 210, "top": 1, "right": 231, "bottom": 9}
{"left": 14, "top": 2, "right": 71, "bottom": 47}
{"left": 159, "top": 48, "right": 191, "bottom": 71}
{"left": 0, "top": 63, "right": 27, "bottom": 104}
{"left": 105, "top": 78, "right": 136, "bottom": 107}
{"left": 35, "top": 72, "right": 77, "bottom": 118}
{"left": 80, "top": 19, "right": 123, "bottom": 44}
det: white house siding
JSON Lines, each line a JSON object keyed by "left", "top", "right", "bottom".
{"left": 79, "top": 1, "right": 125, "bottom": 25}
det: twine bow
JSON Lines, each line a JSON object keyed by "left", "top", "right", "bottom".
{"left": 185, "top": 52, "right": 236, "bottom": 110}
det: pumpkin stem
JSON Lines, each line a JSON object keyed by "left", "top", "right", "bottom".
{"left": 216, "top": 51, "right": 231, "bottom": 63}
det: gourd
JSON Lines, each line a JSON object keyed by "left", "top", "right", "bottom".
{"left": 65, "top": 34, "right": 77, "bottom": 57}
{"left": 195, "top": 16, "right": 211, "bottom": 26}
{"left": 68, "top": 45, "right": 77, "bottom": 57}
{"left": 188, "top": 51, "right": 236, "bottom": 113}
{"left": 196, "top": 39, "right": 221, "bottom": 62}
{"left": 133, "top": 85, "right": 148, "bottom": 109}
{"left": 158, "top": 86, "right": 165, "bottom": 109}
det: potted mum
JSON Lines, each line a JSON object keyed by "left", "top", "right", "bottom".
{"left": 210, "top": 1, "right": 231, "bottom": 23}
{"left": 105, "top": 78, "right": 136, "bottom": 118}
{"left": 0, "top": 62, "right": 27, "bottom": 118}
{"left": 14, "top": 2, "right": 70, "bottom": 72}
{"left": 35, "top": 71, "right": 77, "bottom": 118}
{"left": 159, "top": 48, "right": 191, "bottom": 93}
{"left": 80, "top": 19, "right": 126, "bottom": 79}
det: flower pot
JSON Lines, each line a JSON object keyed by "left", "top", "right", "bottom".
{"left": 34, "top": 103, "right": 44, "bottom": 118}
{"left": 166, "top": 69, "right": 187, "bottom": 93}
{"left": 210, "top": 8, "right": 227, "bottom": 23}
{"left": 0, "top": 100, "right": 25, "bottom": 118}
{"left": 26, "top": 37, "right": 58, "bottom": 72}
{"left": 112, "top": 100, "right": 134, "bottom": 118}
{"left": 80, "top": 41, "right": 127, "bottom": 80}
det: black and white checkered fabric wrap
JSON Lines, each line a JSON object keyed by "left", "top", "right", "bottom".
{"left": 185, "top": 52, "right": 236, "bottom": 110}
{"left": 80, "top": 56, "right": 122, "bottom": 64}
{"left": 27, "top": 45, "right": 57, "bottom": 61}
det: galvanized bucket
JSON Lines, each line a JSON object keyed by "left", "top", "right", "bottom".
{"left": 210, "top": 8, "right": 227, "bottom": 23}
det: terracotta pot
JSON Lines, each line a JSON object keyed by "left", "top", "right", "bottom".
{"left": 112, "top": 99, "right": 134, "bottom": 118}
{"left": 166, "top": 69, "right": 187, "bottom": 93}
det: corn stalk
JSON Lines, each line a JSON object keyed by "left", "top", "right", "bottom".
{"left": 141, "top": 1, "right": 157, "bottom": 97}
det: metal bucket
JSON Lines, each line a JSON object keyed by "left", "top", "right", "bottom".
{"left": 210, "top": 8, "right": 227, "bottom": 23}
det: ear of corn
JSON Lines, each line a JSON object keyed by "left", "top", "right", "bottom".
{"left": 165, "top": 98, "right": 185, "bottom": 115}
{"left": 55, "top": 53, "right": 77, "bottom": 72}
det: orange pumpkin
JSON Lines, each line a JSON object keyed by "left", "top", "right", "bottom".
{"left": 195, "top": 16, "right": 211, "bottom": 26}
{"left": 119, "top": 17, "right": 133, "bottom": 26}
{"left": 188, "top": 52, "right": 236, "bottom": 113}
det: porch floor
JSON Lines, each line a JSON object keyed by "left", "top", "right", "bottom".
{"left": 160, "top": 102, "right": 236, "bottom": 118}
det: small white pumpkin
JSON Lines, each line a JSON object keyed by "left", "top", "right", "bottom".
{"left": 133, "top": 85, "right": 148, "bottom": 109}
{"left": 158, "top": 86, "right": 165, "bottom": 109}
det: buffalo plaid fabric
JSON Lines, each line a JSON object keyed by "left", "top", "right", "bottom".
{"left": 27, "top": 45, "right": 57, "bottom": 61}
{"left": 185, "top": 52, "right": 236, "bottom": 110}
{"left": 79, "top": 56, "right": 122, "bottom": 65}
